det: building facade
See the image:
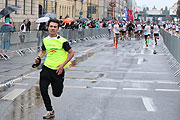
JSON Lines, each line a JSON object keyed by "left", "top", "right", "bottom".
{"left": 0, "top": 0, "right": 39, "bottom": 31}
{"left": 169, "top": 3, "right": 177, "bottom": 15}
{"left": 105, "top": 0, "right": 127, "bottom": 20}
{"left": 39, "top": 0, "right": 99, "bottom": 19}
{"left": 126, "top": 0, "right": 136, "bottom": 12}
{"left": 146, "top": 8, "right": 162, "bottom": 21}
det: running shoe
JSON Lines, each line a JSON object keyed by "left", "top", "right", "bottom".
{"left": 43, "top": 110, "right": 55, "bottom": 119}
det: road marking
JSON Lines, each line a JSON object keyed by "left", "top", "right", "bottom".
{"left": 142, "top": 97, "right": 157, "bottom": 112}
{"left": 156, "top": 81, "right": 178, "bottom": 84}
{"left": 127, "top": 80, "right": 154, "bottom": 83}
{"left": 66, "top": 78, "right": 178, "bottom": 85}
{"left": 91, "top": 87, "right": 117, "bottom": 90}
{"left": 13, "top": 83, "right": 28, "bottom": 86}
{"left": 100, "top": 79, "right": 123, "bottom": 83}
{"left": 140, "top": 50, "right": 144, "bottom": 54}
{"left": 65, "top": 86, "right": 87, "bottom": 89}
{"left": 24, "top": 76, "right": 39, "bottom": 79}
{"left": 127, "top": 71, "right": 169, "bottom": 74}
{"left": 137, "top": 58, "right": 143, "bottom": 64}
{"left": 122, "top": 88, "right": 148, "bottom": 91}
{"left": 1, "top": 88, "right": 26, "bottom": 100}
{"left": 155, "top": 89, "right": 180, "bottom": 92}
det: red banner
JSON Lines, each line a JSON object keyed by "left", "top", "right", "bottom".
{"left": 128, "top": 10, "right": 133, "bottom": 21}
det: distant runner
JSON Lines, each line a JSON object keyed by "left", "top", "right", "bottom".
{"left": 143, "top": 21, "right": 151, "bottom": 47}
{"left": 113, "top": 20, "right": 120, "bottom": 48}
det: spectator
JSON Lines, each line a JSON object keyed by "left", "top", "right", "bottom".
{"left": 5, "top": 14, "right": 13, "bottom": 27}
{"left": 0, "top": 14, "right": 16, "bottom": 58}
{"left": 78, "top": 22, "right": 83, "bottom": 39}
{"left": 19, "top": 20, "right": 27, "bottom": 49}
{"left": 26, "top": 18, "right": 31, "bottom": 31}
{"left": 0, "top": 23, "right": 16, "bottom": 58}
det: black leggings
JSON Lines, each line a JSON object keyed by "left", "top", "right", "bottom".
{"left": 40, "top": 65, "right": 65, "bottom": 111}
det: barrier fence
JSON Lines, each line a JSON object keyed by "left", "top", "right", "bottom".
{"left": 0, "top": 28, "right": 108, "bottom": 60}
{"left": 161, "top": 29, "right": 180, "bottom": 63}
{"left": 160, "top": 29, "right": 180, "bottom": 78}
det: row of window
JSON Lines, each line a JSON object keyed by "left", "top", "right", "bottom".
{"left": 5, "top": 0, "right": 34, "bottom": 15}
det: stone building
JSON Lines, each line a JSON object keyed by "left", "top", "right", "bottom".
{"left": 0, "top": 0, "right": 39, "bottom": 31}
{"left": 39, "top": 0, "right": 99, "bottom": 19}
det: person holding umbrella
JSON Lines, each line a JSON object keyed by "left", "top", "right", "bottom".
{"left": 0, "top": 14, "right": 16, "bottom": 59}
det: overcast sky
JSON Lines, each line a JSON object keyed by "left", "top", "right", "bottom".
{"left": 135, "top": 0, "right": 178, "bottom": 10}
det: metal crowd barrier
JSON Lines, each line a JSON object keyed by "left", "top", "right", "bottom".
{"left": 160, "top": 29, "right": 180, "bottom": 78}
{"left": 0, "top": 28, "right": 108, "bottom": 60}
{"left": 161, "top": 29, "right": 180, "bottom": 63}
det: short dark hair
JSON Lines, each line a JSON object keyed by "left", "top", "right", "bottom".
{"left": 48, "top": 19, "right": 60, "bottom": 28}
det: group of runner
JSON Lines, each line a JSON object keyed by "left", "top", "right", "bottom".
{"left": 163, "top": 22, "right": 180, "bottom": 35}
{"left": 108, "top": 20, "right": 161, "bottom": 49}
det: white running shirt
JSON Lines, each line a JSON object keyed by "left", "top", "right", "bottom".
{"left": 153, "top": 25, "right": 160, "bottom": 34}
{"left": 113, "top": 24, "right": 120, "bottom": 34}
{"left": 108, "top": 24, "right": 112, "bottom": 30}
{"left": 144, "top": 25, "right": 151, "bottom": 35}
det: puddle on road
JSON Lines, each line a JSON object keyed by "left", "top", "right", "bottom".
{"left": 5, "top": 86, "right": 42, "bottom": 120}
{"left": 70, "top": 52, "right": 95, "bottom": 67}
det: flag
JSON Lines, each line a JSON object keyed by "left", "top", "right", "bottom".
{"left": 124, "top": 7, "right": 129, "bottom": 21}
{"left": 128, "top": 10, "right": 133, "bottom": 21}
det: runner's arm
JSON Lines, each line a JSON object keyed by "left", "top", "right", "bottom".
{"left": 56, "top": 48, "right": 74, "bottom": 75}
{"left": 62, "top": 48, "right": 74, "bottom": 67}
{"left": 35, "top": 50, "right": 46, "bottom": 64}
{"left": 38, "top": 50, "right": 46, "bottom": 58}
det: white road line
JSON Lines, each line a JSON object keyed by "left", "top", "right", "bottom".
{"left": 156, "top": 81, "right": 178, "bottom": 84}
{"left": 13, "top": 83, "right": 28, "bottom": 86}
{"left": 122, "top": 88, "right": 148, "bottom": 91}
{"left": 65, "top": 86, "right": 87, "bottom": 89}
{"left": 91, "top": 87, "right": 117, "bottom": 90}
{"left": 140, "top": 50, "right": 144, "bottom": 54}
{"left": 24, "top": 76, "right": 39, "bottom": 79}
{"left": 142, "top": 97, "right": 157, "bottom": 112}
{"left": 155, "top": 89, "right": 180, "bottom": 92}
{"left": 100, "top": 79, "right": 123, "bottom": 83}
{"left": 1, "top": 88, "right": 26, "bottom": 100}
{"left": 137, "top": 58, "right": 143, "bottom": 64}
{"left": 127, "top": 80, "right": 154, "bottom": 83}
{"left": 127, "top": 71, "right": 169, "bottom": 74}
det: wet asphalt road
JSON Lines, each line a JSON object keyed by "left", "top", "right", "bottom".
{"left": 1, "top": 35, "right": 180, "bottom": 120}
